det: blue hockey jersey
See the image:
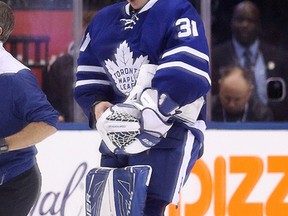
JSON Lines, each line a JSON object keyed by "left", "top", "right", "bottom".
{"left": 0, "top": 42, "right": 58, "bottom": 184}
{"left": 75, "top": 0, "right": 211, "bottom": 145}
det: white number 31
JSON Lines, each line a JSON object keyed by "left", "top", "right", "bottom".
{"left": 176, "top": 18, "right": 199, "bottom": 38}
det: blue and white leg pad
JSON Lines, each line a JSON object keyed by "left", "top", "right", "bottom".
{"left": 86, "top": 165, "right": 152, "bottom": 216}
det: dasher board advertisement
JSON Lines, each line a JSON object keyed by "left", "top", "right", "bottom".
{"left": 29, "top": 130, "right": 288, "bottom": 216}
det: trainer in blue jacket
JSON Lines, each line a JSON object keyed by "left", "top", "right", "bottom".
{"left": 0, "top": 2, "right": 58, "bottom": 216}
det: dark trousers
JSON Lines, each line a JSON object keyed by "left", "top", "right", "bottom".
{"left": 0, "top": 164, "right": 42, "bottom": 216}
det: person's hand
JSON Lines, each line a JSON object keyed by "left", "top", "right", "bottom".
{"left": 94, "top": 101, "right": 113, "bottom": 121}
{"left": 58, "top": 115, "right": 65, "bottom": 122}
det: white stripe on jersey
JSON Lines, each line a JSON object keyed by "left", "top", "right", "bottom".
{"left": 171, "top": 130, "right": 195, "bottom": 204}
{"left": 162, "top": 46, "right": 209, "bottom": 63}
{"left": 77, "top": 65, "right": 106, "bottom": 73}
{"left": 80, "top": 32, "right": 91, "bottom": 52}
{"left": 183, "top": 119, "right": 206, "bottom": 132}
{"left": 75, "top": 79, "right": 111, "bottom": 87}
{"left": 158, "top": 61, "right": 211, "bottom": 85}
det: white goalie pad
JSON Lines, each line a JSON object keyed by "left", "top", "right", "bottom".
{"left": 86, "top": 165, "right": 152, "bottom": 216}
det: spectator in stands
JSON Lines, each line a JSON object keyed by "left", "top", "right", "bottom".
{"left": 211, "top": 0, "right": 288, "bottom": 121}
{"left": 43, "top": 10, "right": 95, "bottom": 122}
{"left": 212, "top": 65, "right": 274, "bottom": 122}
{"left": 43, "top": 46, "right": 74, "bottom": 122}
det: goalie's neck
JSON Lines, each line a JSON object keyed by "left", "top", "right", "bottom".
{"left": 129, "top": 5, "right": 141, "bottom": 15}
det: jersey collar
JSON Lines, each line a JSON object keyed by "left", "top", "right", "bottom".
{"left": 125, "top": 0, "right": 158, "bottom": 16}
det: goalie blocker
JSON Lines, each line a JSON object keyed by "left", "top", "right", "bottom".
{"left": 86, "top": 165, "right": 152, "bottom": 216}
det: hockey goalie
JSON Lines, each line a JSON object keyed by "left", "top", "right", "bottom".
{"left": 74, "top": 0, "right": 211, "bottom": 215}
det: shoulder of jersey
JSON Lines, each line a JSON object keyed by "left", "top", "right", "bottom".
{"left": 0, "top": 50, "right": 28, "bottom": 74}
{"left": 94, "top": 2, "right": 126, "bottom": 19}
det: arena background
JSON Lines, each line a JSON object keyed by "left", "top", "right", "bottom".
{"left": 2, "top": 0, "right": 288, "bottom": 215}
{"left": 4, "top": 0, "right": 288, "bottom": 121}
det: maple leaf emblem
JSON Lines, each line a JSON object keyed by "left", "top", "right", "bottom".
{"left": 105, "top": 41, "right": 149, "bottom": 95}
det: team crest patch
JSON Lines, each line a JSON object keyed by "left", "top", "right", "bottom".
{"left": 104, "top": 41, "right": 149, "bottom": 96}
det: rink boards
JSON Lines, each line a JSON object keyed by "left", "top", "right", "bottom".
{"left": 28, "top": 126, "right": 288, "bottom": 216}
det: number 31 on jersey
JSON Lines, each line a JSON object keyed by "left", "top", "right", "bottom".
{"left": 176, "top": 18, "right": 199, "bottom": 38}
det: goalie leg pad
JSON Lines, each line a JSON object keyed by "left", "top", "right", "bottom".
{"left": 86, "top": 165, "right": 152, "bottom": 216}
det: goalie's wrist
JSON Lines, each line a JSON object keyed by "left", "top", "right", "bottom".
{"left": 89, "top": 101, "right": 102, "bottom": 129}
{"left": 91, "top": 101, "right": 102, "bottom": 113}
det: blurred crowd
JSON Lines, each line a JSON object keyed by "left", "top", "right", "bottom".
{"left": 4, "top": 0, "right": 288, "bottom": 123}
{"left": 211, "top": 1, "right": 288, "bottom": 122}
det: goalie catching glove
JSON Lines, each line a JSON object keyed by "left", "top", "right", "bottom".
{"left": 96, "top": 88, "right": 179, "bottom": 154}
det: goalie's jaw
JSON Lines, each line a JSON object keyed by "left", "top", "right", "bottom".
{"left": 128, "top": 0, "right": 150, "bottom": 10}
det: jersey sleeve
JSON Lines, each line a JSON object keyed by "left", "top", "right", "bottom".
{"left": 152, "top": 4, "right": 211, "bottom": 109}
{"left": 74, "top": 22, "right": 115, "bottom": 118}
{"left": 12, "top": 69, "right": 58, "bottom": 127}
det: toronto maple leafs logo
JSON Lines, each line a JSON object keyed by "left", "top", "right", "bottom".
{"left": 105, "top": 41, "right": 149, "bottom": 96}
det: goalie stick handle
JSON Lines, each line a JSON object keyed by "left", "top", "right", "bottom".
{"left": 136, "top": 64, "right": 158, "bottom": 87}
